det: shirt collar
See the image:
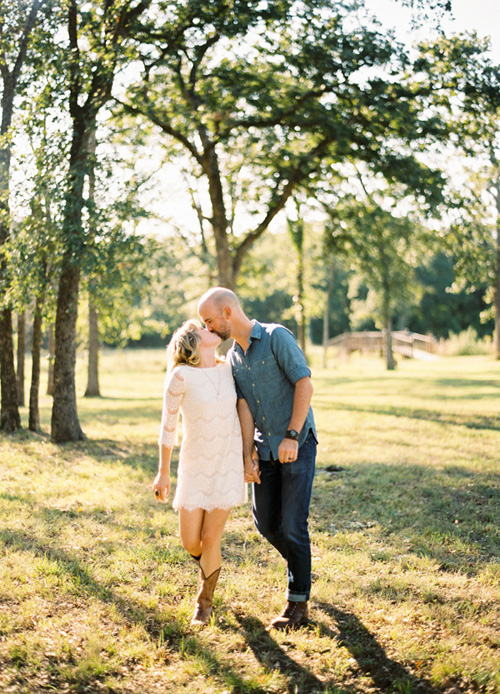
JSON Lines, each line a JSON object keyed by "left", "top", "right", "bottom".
{"left": 234, "top": 320, "right": 262, "bottom": 355}
{"left": 248, "top": 320, "right": 263, "bottom": 345}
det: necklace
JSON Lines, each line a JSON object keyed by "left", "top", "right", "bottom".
{"left": 203, "top": 366, "right": 221, "bottom": 397}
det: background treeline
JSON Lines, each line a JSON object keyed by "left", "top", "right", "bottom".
{"left": 1, "top": 0, "right": 500, "bottom": 441}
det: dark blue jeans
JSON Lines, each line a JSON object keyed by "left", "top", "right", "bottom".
{"left": 253, "top": 431, "right": 317, "bottom": 602}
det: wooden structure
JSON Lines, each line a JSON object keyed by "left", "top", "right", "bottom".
{"left": 327, "top": 330, "right": 437, "bottom": 359}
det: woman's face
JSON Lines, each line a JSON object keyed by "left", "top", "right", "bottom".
{"left": 195, "top": 327, "right": 222, "bottom": 349}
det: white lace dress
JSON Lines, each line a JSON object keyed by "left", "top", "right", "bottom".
{"left": 158, "top": 361, "right": 246, "bottom": 512}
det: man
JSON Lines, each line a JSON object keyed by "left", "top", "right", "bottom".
{"left": 198, "top": 287, "right": 317, "bottom": 630}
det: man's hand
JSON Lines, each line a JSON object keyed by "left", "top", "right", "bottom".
{"left": 152, "top": 472, "right": 171, "bottom": 502}
{"left": 278, "top": 438, "right": 299, "bottom": 464}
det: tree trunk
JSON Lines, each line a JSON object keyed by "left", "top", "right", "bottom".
{"left": 50, "top": 112, "right": 90, "bottom": 441}
{"left": 200, "top": 135, "right": 234, "bottom": 290}
{"left": 17, "top": 312, "right": 25, "bottom": 406}
{"left": 384, "top": 312, "right": 396, "bottom": 371}
{"left": 296, "top": 242, "right": 306, "bottom": 356}
{"left": 0, "top": 309, "right": 20, "bottom": 431}
{"left": 84, "top": 127, "right": 100, "bottom": 398}
{"left": 322, "top": 262, "right": 335, "bottom": 369}
{"left": 0, "top": 88, "right": 20, "bottom": 431}
{"left": 51, "top": 263, "right": 85, "bottom": 442}
{"left": 495, "top": 176, "right": 500, "bottom": 360}
{"left": 47, "top": 323, "right": 55, "bottom": 396}
{"left": 29, "top": 297, "right": 44, "bottom": 431}
{"left": 84, "top": 297, "right": 100, "bottom": 397}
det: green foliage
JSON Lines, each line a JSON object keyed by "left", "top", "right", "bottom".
{"left": 121, "top": 0, "right": 452, "bottom": 287}
{"left": 407, "top": 252, "right": 494, "bottom": 339}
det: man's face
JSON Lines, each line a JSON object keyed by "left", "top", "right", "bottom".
{"left": 198, "top": 300, "right": 232, "bottom": 341}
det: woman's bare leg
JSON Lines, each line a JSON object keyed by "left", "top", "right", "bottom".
{"left": 179, "top": 507, "right": 231, "bottom": 574}
{"left": 179, "top": 508, "right": 204, "bottom": 558}
{"left": 198, "top": 508, "right": 231, "bottom": 576}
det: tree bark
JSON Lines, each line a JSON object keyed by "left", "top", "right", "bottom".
{"left": 29, "top": 297, "right": 44, "bottom": 431}
{"left": 84, "top": 298, "right": 100, "bottom": 397}
{"left": 51, "top": 263, "right": 85, "bottom": 441}
{"left": 47, "top": 324, "right": 55, "bottom": 396}
{"left": 17, "top": 312, "right": 25, "bottom": 406}
{"left": 0, "top": 310, "right": 20, "bottom": 431}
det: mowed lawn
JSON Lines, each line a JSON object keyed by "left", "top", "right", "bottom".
{"left": 1, "top": 348, "right": 500, "bottom": 694}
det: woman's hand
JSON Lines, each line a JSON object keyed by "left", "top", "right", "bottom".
{"left": 153, "top": 472, "right": 171, "bottom": 502}
{"left": 244, "top": 448, "right": 261, "bottom": 484}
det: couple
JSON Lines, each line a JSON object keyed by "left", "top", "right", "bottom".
{"left": 153, "top": 288, "right": 317, "bottom": 630}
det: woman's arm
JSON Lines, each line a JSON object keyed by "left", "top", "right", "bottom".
{"left": 154, "top": 368, "right": 185, "bottom": 502}
{"left": 153, "top": 445, "right": 172, "bottom": 502}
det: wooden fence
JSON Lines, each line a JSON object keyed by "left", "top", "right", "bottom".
{"left": 327, "top": 330, "right": 437, "bottom": 359}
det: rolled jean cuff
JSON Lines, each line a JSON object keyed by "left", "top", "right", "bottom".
{"left": 287, "top": 590, "right": 308, "bottom": 602}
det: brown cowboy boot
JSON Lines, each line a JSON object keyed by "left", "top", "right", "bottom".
{"left": 191, "top": 566, "right": 221, "bottom": 627}
{"left": 268, "top": 601, "right": 309, "bottom": 631}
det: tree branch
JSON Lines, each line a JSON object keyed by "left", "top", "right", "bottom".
{"left": 115, "top": 96, "right": 203, "bottom": 165}
{"left": 12, "top": 0, "right": 44, "bottom": 86}
{"left": 233, "top": 138, "right": 332, "bottom": 275}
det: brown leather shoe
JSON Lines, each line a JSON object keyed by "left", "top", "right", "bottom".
{"left": 268, "top": 601, "right": 309, "bottom": 631}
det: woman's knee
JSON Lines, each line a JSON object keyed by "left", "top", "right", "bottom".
{"left": 180, "top": 535, "right": 202, "bottom": 555}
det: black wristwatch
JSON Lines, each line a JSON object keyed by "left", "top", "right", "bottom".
{"left": 285, "top": 429, "right": 299, "bottom": 441}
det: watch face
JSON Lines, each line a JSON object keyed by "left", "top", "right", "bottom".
{"left": 290, "top": 430, "right": 298, "bottom": 439}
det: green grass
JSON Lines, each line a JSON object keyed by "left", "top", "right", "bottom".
{"left": 1, "top": 347, "right": 500, "bottom": 693}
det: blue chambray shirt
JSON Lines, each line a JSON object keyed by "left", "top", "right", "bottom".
{"left": 227, "top": 321, "right": 317, "bottom": 460}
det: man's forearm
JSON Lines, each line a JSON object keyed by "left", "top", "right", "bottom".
{"left": 287, "top": 376, "right": 314, "bottom": 433}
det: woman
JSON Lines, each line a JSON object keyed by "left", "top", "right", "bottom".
{"left": 153, "top": 319, "right": 246, "bottom": 627}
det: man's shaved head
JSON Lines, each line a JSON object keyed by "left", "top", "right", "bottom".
{"left": 198, "top": 287, "right": 240, "bottom": 312}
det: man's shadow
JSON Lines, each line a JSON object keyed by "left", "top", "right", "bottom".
{"left": 315, "top": 602, "right": 440, "bottom": 693}
{"left": 232, "top": 611, "right": 349, "bottom": 694}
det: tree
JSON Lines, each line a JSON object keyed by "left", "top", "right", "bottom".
{"left": 8, "top": 75, "right": 68, "bottom": 431}
{"left": 413, "top": 34, "right": 500, "bottom": 357}
{"left": 324, "top": 180, "right": 428, "bottom": 369}
{"left": 50, "top": 0, "right": 152, "bottom": 442}
{"left": 123, "top": 0, "right": 447, "bottom": 290}
{"left": 0, "top": 0, "right": 46, "bottom": 432}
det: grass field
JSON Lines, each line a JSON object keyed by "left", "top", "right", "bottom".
{"left": 1, "top": 348, "right": 500, "bottom": 694}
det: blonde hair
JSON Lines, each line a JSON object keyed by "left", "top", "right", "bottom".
{"left": 166, "top": 319, "right": 202, "bottom": 371}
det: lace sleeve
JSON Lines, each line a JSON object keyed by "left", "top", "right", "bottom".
{"left": 158, "top": 368, "right": 186, "bottom": 448}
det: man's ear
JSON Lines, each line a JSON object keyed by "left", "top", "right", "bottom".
{"left": 222, "top": 306, "right": 232, "bottom": 319}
